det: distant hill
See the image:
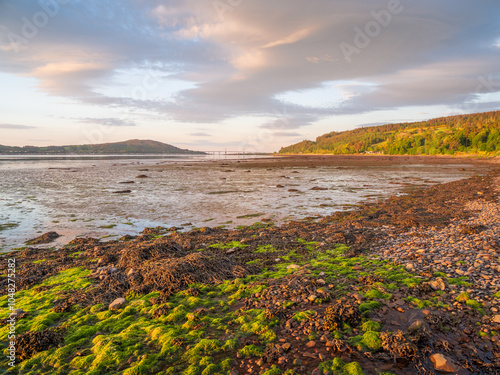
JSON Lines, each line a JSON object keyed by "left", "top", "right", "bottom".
{"left": 279, "top": 111, "right": 500, "bottom": 156}
{"left": 0, "top": 139, "right": 206, "bottom": 155}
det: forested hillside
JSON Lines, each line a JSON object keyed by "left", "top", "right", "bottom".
{"left": 0, "top": 139, "right": 205, "bottom": 155}
{"left": 279, "top": 111, "right": 500, "bottom": 155}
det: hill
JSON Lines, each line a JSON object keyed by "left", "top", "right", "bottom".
{"left": 279, "top": 111, "right": 500, "bottom": 155}
{"left": 0, "top": 139, "right": 205, "bottom": 155}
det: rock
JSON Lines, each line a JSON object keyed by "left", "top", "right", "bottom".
{"left": 429, "top": 353, "right": 458, "bottom": 373}
{"left": 274, "top": 258, "right": 281, "bottom": 262}
{"left": 316, "top": 279, "right": 326, "bottom": 285}
{"left": 109, "top": 298, "right": 126, "bottom": 310}
{"left": 395, "top": 299, "right": 405, "bottom": 306}
{"left": 10, "top": 308, "right": 26, "bottom": 319}
{"left": 429, "top": 278, "right": 446, "bottom": 291}
{"left": 282, "top": 343, "right": 291, "bottom": 351}
{"left": 25, "top": 231, "right": 61, "bottom": 245}
{"left": 302, "top": 351, "right": 316, "bottom": 358}
{"left": 119, "top": 181, "right": 135, "bottom": 184}
{"left": 408, "top": 319, "right": 424, "bottom": 332}
{"left": 136, "top": 174, "right": 148, "bottom": 178}
{"left": 308, "top": 295, "right": 317, "bottom": 302}
{"left": 306, "top": 341, "right": 316, "bottom": 348}
{"left": 287, "top": 264, "right": 300, "bottom": 270}
{"left": 493, "top": 315, "right": 500, "bottom": 324}
{"left": 112, "top": 190, "right": 132, "bottom": 194}
{"left": 226, "top": 248, "right": 237, "bottom": 254}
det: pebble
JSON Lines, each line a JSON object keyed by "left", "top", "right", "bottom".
{"left": 109, "top": 297, "right": 126, "bottom": 310}
{"left": 374, "top": 199, "right": 500, "bottom": 304}
{"left": 306, "top": 340, "right": 316, "bottom": 348}
{"left": 308, "top": 295, "right": 317, "bottom": 302}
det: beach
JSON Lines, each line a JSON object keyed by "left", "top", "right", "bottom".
{"left": 0, "top": 155, "right": 499, "bottom": 374}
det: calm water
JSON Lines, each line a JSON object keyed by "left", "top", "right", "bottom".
{"left": 0, "top": 155, "right": 485, "bottom": 251}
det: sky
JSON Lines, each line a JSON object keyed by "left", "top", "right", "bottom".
{"left": 0, "top": 0, "right": 499, "bottom": 152}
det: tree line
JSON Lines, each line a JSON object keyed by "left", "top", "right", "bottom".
{"left": 279, "top": 111, "right": 500, "bottom": 155}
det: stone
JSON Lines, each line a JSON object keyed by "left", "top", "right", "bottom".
{"left": 226, "top": 248, "right": 237, "bottom": 254}
{"left": 306, "top": 341, "right": 316, "bottom": 348}
{"left": 308, "top": 295, "right": 318, "bottom": 302}
{"left": 109, "top": 298, "right": 126, "bottom": 310}
{"left": 287, "top": 264, "right": 300, "bottom": 270}
{"left": 429, "top": 353, "right": 458, "bottom": 373}
{"left": 281, "top": 343, "right": 291, "bottom": 351}
{"left": 408, "top": 319, "right": 424, "bottom": 332}
{"left": 316, "top": 278, "right": 326, "bottom": 285}
{"left": 493, "top": 315, "right": 500, "bottom": 324}
{"left": 10, "top": 308, "right": 26, "bottom": 319}
{"left": 429, "top": 278, "right": 446, "bottom": 291}
{"left": 302, "top": 351, "right": 316, "bottom": 358}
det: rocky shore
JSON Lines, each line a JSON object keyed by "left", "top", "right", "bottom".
{"left": 1, "top": 164, "right": 499, "bottom": 374}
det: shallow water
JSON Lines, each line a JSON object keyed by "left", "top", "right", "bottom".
{"left": 0, "top": 155, "right": 485, "bottom": 251}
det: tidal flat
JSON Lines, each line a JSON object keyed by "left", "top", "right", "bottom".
{"left": 1, "top": 156, "right": 499, "bottom": 374}
{"left": 0, "top": 154, "right": 491, "bottom": 251}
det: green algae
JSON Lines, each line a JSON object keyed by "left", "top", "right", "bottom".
{"left": 0, "top": 241, "right": 439, "bottom": 374}
{"left": 318, "top": 357, "right": 365, "bottom": 375}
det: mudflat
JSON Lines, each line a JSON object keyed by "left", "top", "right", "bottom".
{"left": 1, "top": 158, "right": 499, "bottom": 374}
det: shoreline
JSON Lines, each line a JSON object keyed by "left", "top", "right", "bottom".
{"left": 2, "top": 155, "right": 492, "bottom": 252}
{"left": 0, "top": 164, "right": 499, "bottom": 374}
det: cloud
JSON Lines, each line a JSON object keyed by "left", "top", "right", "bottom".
{"left": 189, "top": 132, "right": 211, "bottom": 137}
{"left": 77, "top": 118, "right": 136, "bottom": 127}
{"left": 260, "top": 114, "right": 318, "bottom": 130}
{"left": 0, "top": 123, "right": 37, "bottom": 129}
{"left": 273, "top": 132, "right": 302, "bottom": 137}
{"left": 0, "top": 0, "right": 499, "bottom": 128}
